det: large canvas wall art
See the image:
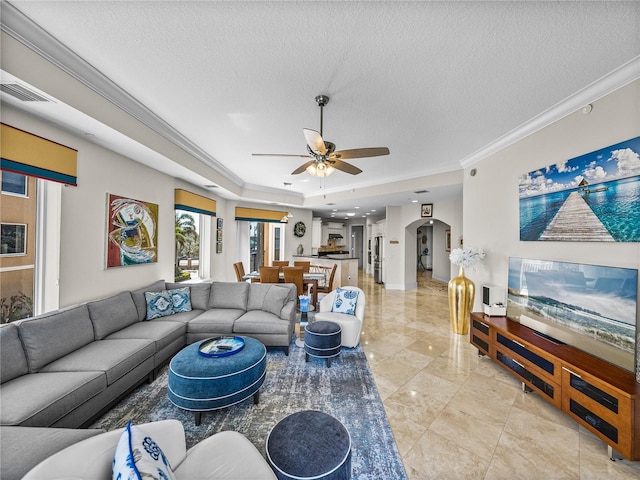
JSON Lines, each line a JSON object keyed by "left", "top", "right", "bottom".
{"left": 507, "top": 257, "right": 638, "bottom": 375}
{"left": 519, "top": 136, "right": 640, "bottom": 242}
{"left": 106, "top": 194, "right": 158, "bottom": 268}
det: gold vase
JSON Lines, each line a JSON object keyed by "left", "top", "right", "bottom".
{"left": 448, "top": 266, "right": 475, "bottom": 335}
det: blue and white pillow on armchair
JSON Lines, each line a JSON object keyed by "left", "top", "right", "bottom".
{"left": 331, "top": 288, "right": 359, "bottom": 315}
{"left": 113, "top": 421, "right": 175, "bottom": 480}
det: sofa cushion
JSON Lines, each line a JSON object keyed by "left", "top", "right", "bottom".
{"left": 166, "top": 282, "right": 211, "bottom": 310}
{"left": 88, "top": 292, "right": 139, "bottom": 340}
{"left": 159, "top": 309, "right": 203, "bottom": 324}
{"left": 0, "top": 370, "right": 105, "bottom": 426}
{"left": 131, "top": 280, "right": 167, "bottom": 321}
{"left": 17, "top": 304, "right": 95, "bottom": 372}
{"left": 331, "top": 287, "right": 360, "bottom": 315}
{"left": 113, "top": 421, "right": 176, "bottom": 480}
{"left": 145, "top": 290, "right": 174, "bottom": 320}
{"left": 0, "top": 425, "right": 105, "bottom": 480}
{"left": 233, "top": 310, "right": 290, "bottom": 336}
{"left": 40, "top": 338, "right": 155, "bottom": 385}
{"left": 186, "top": 309, "right": 245, "bottom": 335}
{"left": 0, "top": 323, "right": 29, "bottom": 383}
{"left": 208, "top": 282, "right": 249, "bottom": 310}
{"left": 168, "top": 287, "right": 192, "bottom": 313}
{"left": 247, "top": 284, "right": 289, "bottom": 317}
{"left": 107, "top": 320, "right": 186, "bottom": 353}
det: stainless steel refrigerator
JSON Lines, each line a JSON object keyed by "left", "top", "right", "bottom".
{"left": 374, "top": 236, "right": 383, "bottom": 284}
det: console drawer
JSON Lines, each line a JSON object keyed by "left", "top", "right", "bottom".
{"left": 495, "top": 331, "right": 562, "bottom": 385}
{"left": 561, "top": 365, "right": 633, "bottom": 458}
{"left": 496, "top": 348, "right": 561, "bottom": 408}
{"left": 470, "top": 317, "right": 490, "bottom": 356}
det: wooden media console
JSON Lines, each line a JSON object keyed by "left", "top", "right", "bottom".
{"left": 470, "top": 312, "right": 639, "bottom": 461}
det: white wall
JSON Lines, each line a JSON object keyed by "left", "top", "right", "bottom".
{"left": 3, "top": 106, "right": 225, "bottom": 308}
{"left": 464, "top": 79, "right": 640, "bottom": 313}
{"left": 383, "top": 199, "right": 462, "bottom": 290}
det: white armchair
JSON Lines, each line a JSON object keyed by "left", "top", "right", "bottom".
{"left": 23, "top": 419, "right": 276, "bottom": 480}
{"left": 313, "top": 286, "right": 365, "bottom": 348}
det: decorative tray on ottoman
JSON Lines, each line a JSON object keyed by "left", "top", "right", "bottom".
{"left": 198, "top": 336, "right": 245, "bottom": 357}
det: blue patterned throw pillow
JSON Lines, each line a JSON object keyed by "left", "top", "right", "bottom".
{"left": 168, "top": 287, "right": 192, "bottom": 313}
{"left": 331, "top": 287, "right": 359, "bottom": 315}
{"left": 112, "top": 421, "right": 175, "bottom": 480}
{"left": 145, "top": 291, "right": 174, "bottom": 320}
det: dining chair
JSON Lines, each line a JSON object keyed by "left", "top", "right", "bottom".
{"left": 272, "top": 260, "right": 290, "bottom": 271}
{"left": 282, "top": 266, "right": 305, "bottom": 296}
{"left": 259, "top": 266, "right": 281, "bottom": 283}
{"left": 315, "top": 263, "right": 338, "bottom": 302}
{"left": 293, "top": 260, "right": 311, "bottom": 273}
{"left": 233, "top": 262, "right": 246, "bottom": 282}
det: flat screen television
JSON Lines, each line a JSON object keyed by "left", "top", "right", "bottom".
{"left": 507, "top": 257, "right": 638, "bottom": 373}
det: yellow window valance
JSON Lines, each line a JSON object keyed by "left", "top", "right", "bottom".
{"left": 0, "top": 123, "right": 78, "bottom": 185}
{"left": 174, "top": 188, "right": 216, "bottom": 216}
{"left": 235, "top": 207, "right": 289, "bottom": 223}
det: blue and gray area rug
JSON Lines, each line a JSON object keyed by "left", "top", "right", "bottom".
{"left": 91, "top": 342, "right": 408, "bottom": 479}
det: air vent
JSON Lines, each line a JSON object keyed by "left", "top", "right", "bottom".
{"left": 1, "top": 83, "right": 51, "bottom": 102}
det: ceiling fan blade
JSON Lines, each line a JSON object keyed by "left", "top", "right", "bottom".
{"left": 252, "top": 153, "right": 312, "bottom": 158}
{"left": 303, "top": 128, "right": 327, "bottom": 156}
{"left": 291, "top": 160, "right": 316, "bottom": 175}
{"left": 331, "top": 147, "right": 390, "bottom": 160}
{"left": 331, "top": 159, "right": 362, "bottom": 175}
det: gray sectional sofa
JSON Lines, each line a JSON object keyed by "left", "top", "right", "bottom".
{"left": 0, "top": 280, "right": 297, "bottom": 430}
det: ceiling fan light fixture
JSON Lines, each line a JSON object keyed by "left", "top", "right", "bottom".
{"left": 306, "top": 161, "right": 335, "bottom": 178}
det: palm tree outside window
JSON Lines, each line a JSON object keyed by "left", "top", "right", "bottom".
{"left": 175, "top": 211, "right": 199, "bottom": 281}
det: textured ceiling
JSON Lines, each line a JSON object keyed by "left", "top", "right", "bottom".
{"left": 2, "top": 1, "right": 639, "bottom": 217}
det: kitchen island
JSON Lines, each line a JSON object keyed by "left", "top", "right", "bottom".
{"left": 292, "top": 255, "right": 359, "bottom": 288}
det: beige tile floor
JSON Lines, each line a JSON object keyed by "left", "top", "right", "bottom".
{"left": 356, "top": 269, "right": 640, "bottom": 479}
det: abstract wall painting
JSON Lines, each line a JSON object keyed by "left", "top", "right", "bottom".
{"left": 106, "top": 194, "right": 158, "bottom": 268}
{"left": 519, "top": 136, "right": 640, "bottom": 242}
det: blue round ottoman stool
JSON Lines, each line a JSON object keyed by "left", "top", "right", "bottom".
{"left": 304, "top": 321, "right": 341, "bottom": 367}
{"left": 266, "top": 410, "right": 351, "bottom": 480}
{"left": 168, "top": 336, "right": 266, "bottom": 425}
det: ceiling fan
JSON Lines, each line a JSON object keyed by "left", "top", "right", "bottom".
{"left": 252, "top": 95, "right": 390, "bottom": 177}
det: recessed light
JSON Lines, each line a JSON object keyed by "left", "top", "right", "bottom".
{"left": 411, "top": 199, "right": 418, "bottom": 203}
{"left": 332, "top": 208, "right": 338, "bottom": 212}
{"left": 371, "top": 209, "right": 376, "bottom": 212}
{"left": 347, "top": 213, "right": 355, "bottom": 217}
{"left": 354, "top": 206, "right": 360, "bottom": 209}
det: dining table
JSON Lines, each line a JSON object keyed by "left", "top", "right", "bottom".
{"left": 242, "top": 271, "right": 326, "bottom": 307}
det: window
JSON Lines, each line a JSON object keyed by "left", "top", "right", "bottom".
{"left": 1, "top": 172, "right": 27, "bottom": 196}
{"left": 1, "top": 223, "right": 27, "bottom": 255}
{"left": 175, "top": 210, "right": 200, "bottom": 281}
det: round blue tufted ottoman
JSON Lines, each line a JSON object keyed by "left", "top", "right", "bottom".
{"left": 304, "top": 321, "right": 341, "bottom": 367}
{"left": 168, "top": 336, "right": 266, "bottom": 425}
{"left": 266, "top": 410, "right": 351, "bottom": 480}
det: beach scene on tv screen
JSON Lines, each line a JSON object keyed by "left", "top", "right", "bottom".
{"left": 507, "top": 258, "right": 638, "bottom": 372}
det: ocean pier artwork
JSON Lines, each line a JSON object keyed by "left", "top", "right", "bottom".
{"left": 519, "top": 136, "right": 640, "bottom": 242}
{"left": 539, "top": 192, "right": 614, "bottom": 241}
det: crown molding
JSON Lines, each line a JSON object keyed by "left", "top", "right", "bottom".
{"left": 0, "top": 2, "right": 244, "bottom": 187}
{"left": 460, "top": 56, "right": 640, "bottom": 168}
